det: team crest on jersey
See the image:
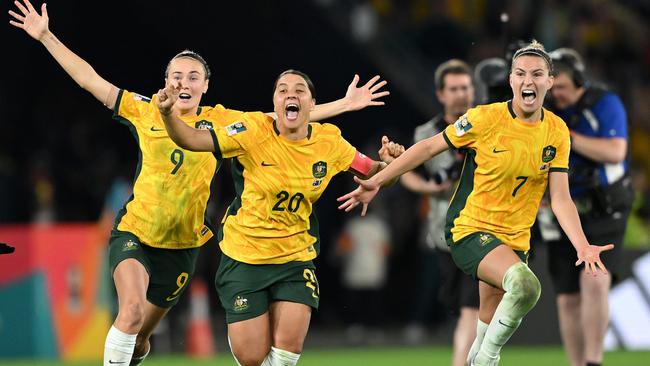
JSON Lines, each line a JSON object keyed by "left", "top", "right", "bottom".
{"left": 122, "top": 239, "right": 139, "bottom": 252}
{"left": 195, "top": 120, "right": 214, "bottom": 130}
{"left": 226, "top": 121, "right": 247, "bottom": 136}
{"left": 233, "top": 296, "right": 249, "bottom": 312}
{"left": 478, "top": 233, "right": 495, "bottom": 247}
{"left": 312, "top": 161, "right": 327, "bottom": 178}
{"left": 132, "top": 93, "right": 151, "bottom": 103}
{"left": 453, "top": 114, "right": 473, "bottom": 137}
{"left": 542, "top": 145, "right": 556, "bottom": 163}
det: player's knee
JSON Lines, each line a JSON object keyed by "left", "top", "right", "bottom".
{"left": 116, "top": 301, "right": 145, "bottom": 331}
{"left": 232, "top": 346, "right": 268, "bottom": 366}
{"left": 273, "top": 336, "right": 305, "bottom": 354}
{"left": 233, "top": 351, "right": 268, "bottom": 366}
{"left": 503, "top": 262, "right": 541, "bottom": 311}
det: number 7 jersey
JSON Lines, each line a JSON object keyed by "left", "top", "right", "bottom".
{"left": 209, "top": 112, "right": 357, "bottom": 265}
{"left": 442, "top": 101, "right": 570, "bottom": 251}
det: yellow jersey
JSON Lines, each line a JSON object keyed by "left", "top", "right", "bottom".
{"left": 209, "top": 112, "right": 357, "bottom": 264}
{"left": 443, "top": 101, "right": 570, "bottom": 251}
{"left": 112, "top": 89, "right": 243, "bottom": 249}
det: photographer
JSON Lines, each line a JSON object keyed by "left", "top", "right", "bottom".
{"left": 545, "top": 48, "right": 633, "bottom": 366}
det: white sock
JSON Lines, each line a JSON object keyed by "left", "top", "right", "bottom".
{"left": 475, "top": 262, "right": 540, "bottom": 365}
{"left": 104, "top": 325, "right": 137, "bottom": 366}
{"left": 261, "top": 346, "right": 301, "bottom": 366}
{"left": 466, "top": 319, "right": 488, "bottom": 365}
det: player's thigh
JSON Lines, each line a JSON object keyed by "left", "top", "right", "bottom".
{"left": 269, "top": 301, "right": 312, "bottom": 353}
{"left": 143, "top": 244, "right": 200, "bottom": 308}
{"left": 109, "top": 232, "right": 150, "bottom": 304}
{"left": 228, "top": 312, "right": 272, "bottom": 364}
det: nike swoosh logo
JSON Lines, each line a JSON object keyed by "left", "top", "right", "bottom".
{"left": 150, "top": 126, "right": 165, "bottom": 132}
{"left": 108, "top": 360, "right": 126, "bottom": 364}
{"left": 261, "top": 161, "right": 276, "bottom": 167}
{"left": 493, "top": 148, "right": 508, "bottom": 153}
{"left": 498, "top": 319, "right": 516, "bottom": 329}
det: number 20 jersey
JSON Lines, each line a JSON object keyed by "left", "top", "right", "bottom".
{"left": 210, "top": 112, "right": 357, "bottom": 265}
{"left": 442, "top": 101, "right": 570, "bottom": 252}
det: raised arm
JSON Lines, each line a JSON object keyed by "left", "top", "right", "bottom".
{"left": 548, "top": 171, "right": 614, "bottom": 274}
{"left": 265, "top": 75, "right": 389, "bottom": 121}
{"left": 9, "top": 0, "right": 118, "bottom": 109}
{"left": 157, "top": 83, "right": 215, "bottom": 152}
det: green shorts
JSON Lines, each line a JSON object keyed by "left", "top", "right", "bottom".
{"left": 215, "top": 254, "right": 320, "bottom": 324}
{"left": 108, "top": 231, "right": 200, "bottom": 308}
{"left": 449, "top": 232, "right": 528, "bottom": 280}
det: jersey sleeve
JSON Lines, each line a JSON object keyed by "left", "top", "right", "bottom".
{"left": 593, "top": 93, "right": 628, "bottom": 138}
{"left": 550, "top": 120, "right": 571, "bottom": 172}
{"left": 442, "top": 107, "right": 484, "bottom": 149}
{"left": 209, "top": 112, "right": 268, "bottom": 159}
{"left": 209, "top": 104, "right": 246, "bottom": 127}
{"left": 112, "top": 89, "right": 154, "bottom": 128}
{"left": 321, "top": 123, "right": 357, "bottom": 173}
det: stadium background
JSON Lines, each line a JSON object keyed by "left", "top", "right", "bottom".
{"left": 2, "top": 0, "right": 650, "bottom": 364}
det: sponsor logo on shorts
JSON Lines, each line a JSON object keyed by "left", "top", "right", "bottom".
{"left": 122, "top": 239, "right": 139, "bottom": 252}
{"left": 478, "top": 233, "right": 495, "bottom": 247}
{"left": 233, "top": 296, "right": 249, "bottom": 312}
{"left": 200, "top": 226, "right": 209, "bottom": 236}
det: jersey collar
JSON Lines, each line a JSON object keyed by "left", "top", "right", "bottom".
{"left": 273, "top": 120, "right": 312, "bottom": 140}
{"left": 507, "top": 100, "right": 544, "bottom": 121}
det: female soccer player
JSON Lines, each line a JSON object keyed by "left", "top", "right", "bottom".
{"left": 156, "top": 69, "right": 404, "bottom": 366}
{"left": 337, "top": 40, "right": 614, "bottom": 366}
{"left": 9, "top": 2, "right": 389, "bottom": 365}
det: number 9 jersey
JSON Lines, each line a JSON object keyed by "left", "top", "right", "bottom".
{"left": 442, "top": 101, "right": 570, "bottom": 252}
{"left": 112, "top": 89, "right": 243, "bottom": 249}
{"left": 209, "top": 112, "right": 357, "bottom": 265}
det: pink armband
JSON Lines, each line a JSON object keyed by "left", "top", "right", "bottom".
{"left": 349, "top": 151, "right": 374, "bottom": 177}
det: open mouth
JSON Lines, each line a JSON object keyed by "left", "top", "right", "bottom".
{"left": 179, "top": 93, "right": 191, "bottom": 100}
{"left": 521, "top": 89, "right": 536, "bottom": 105}
{"left": 285, "top": 103, "right": 300, "bottom": 121}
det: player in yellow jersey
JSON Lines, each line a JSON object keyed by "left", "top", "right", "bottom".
{"left": 156, "top": 69, "right": 404, "bottom": 366}
{"left": 9, "top": 2, "right": 391, "bottom": 365}
{"left": 338, "top": 40, "right": 615, "bottom": 366}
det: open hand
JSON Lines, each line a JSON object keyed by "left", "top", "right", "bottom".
{"left": 575, "top": 243, "right": 615, "bottom": 275}
{"left": 9, "top": 0, "right": 49, "bottom": 41}
{"left": 378, "top": 135, "right": 405, "bottom": 164}
{"left": 344, "top": 74, "right": 389, "bottom": 111}
{"left": 337, "top": 176, "right": 381, "bottom": 216}
{"left": 157, "top": 82, "right": 181, "bottom": 116}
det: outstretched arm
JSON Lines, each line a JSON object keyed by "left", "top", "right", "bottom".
{"left": 9, "top": 0, "right": 118, "bottom": 109}
{"left": 265, "top": 75, "right": 389, "bottom": 120}
{"left": 338, "top": 132, "right": 449, "bottom": 215}
{"left": 157, "top": 83, "right": 215, "bottom": 152}
{"left": 549, "top": 171, "right": 614, "bottom": 275}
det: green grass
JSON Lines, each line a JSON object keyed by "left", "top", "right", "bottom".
{"left": 2, "top": 346, "right": 649, "bottom": 366}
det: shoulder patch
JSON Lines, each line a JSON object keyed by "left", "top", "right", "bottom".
{"left": 453, "top": 114, "right": 473, "bottom": 137}
{"left": 133, "top": 93, "right": 152, "bottom": 103}
{"left": 226, "top": 121, "right": 247, "bottom": 136}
